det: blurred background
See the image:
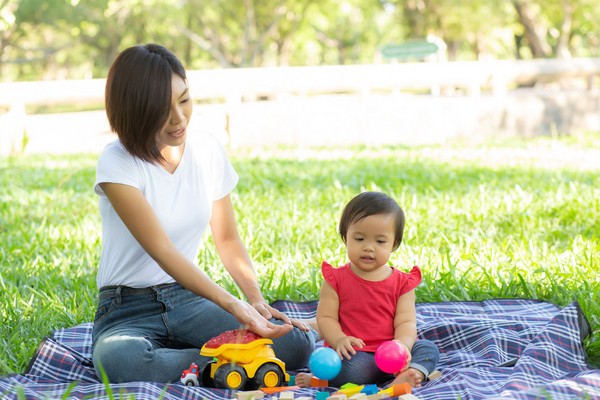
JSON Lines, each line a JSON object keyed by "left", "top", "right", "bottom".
{"left": 1, "top": 0, "right": 600, "bottom": 154}
{"left": 2, "top": 0, "right": 600, "bottom": 78}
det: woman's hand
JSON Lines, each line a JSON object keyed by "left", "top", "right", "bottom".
{"left": 333, "top": 335, "right": 365, "bottom": 360}
{"left": 231, "top": 299, "right": 293, "bottom": 338}
{"left": 252, "top": 301, "right": 310, "bottom": 332}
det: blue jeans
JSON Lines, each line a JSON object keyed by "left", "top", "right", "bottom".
{"left": 328, "top": 340, "right": 439, "bottom": 387}
{"left": 92, "top": 283, "right": 318, "bottom": 383}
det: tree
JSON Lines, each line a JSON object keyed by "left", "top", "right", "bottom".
{"left": 300, "top": 0, "right": 394, "bottom": 65}
{"left": 512, "top": 0, "right": 553, "bottom": 58}
{"left": 511, "top": 0, "right": 600, "bottom": 59}
{"left": 178, "top": 0, "right": 316, "bottom": 68}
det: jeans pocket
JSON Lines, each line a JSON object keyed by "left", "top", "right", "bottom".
{"left": 94, "top": 296, "right": 117, "bottom": 323}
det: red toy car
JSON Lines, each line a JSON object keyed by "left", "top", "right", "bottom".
{"left": 180, "top": 362, "right": 201, "bottom": 386}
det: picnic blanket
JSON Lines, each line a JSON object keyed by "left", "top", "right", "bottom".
{"left": 1, "top": 299, "right": 598, "bottom": 399}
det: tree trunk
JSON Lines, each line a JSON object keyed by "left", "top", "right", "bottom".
{"left": 512, "top": 0, "right": 552, "bottom": 58}
{"left": 556, "top": 0, "right": 573, "bottom": 59}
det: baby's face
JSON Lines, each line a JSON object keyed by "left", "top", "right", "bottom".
{"left": 346, "top": 213, "right": 396, "bottom": 279}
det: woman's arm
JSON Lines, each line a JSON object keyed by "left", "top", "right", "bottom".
{"left": 209, "top": 195, "right": 263, "bottom": 305}
{"left": 101, "top": 182, "right": 291, "bottom": 338}
{"left": 316, "top": 281, "right": 364, "bottom": 359}
{"left": 209, "top": 195, "right": 307, "bottom": 331}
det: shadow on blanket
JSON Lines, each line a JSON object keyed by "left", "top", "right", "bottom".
{"left": 1, "top": 299, "right": 599, "bottom": 400}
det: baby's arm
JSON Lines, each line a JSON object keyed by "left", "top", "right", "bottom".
{"left": 393, "top": 290, "right": 418, "bottom": 357}
{"left": 317, "top": 281, "right": 364, "bottom": 359}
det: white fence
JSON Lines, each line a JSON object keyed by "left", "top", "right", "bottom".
{"left": 1, "top": 58, "right": 600, "bottom": 154}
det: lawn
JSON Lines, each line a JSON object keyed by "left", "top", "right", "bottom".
{"left": 0, "top": 135, "right": 598, "bottom": 376}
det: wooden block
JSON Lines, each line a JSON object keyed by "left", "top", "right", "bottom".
{"left": 236, "top": 390, "right": 265, "bottom": 400}
{"left": 326, "top": 394, "right": 347, "bottom": 400}
{"left": 310, "top": 377, "right": 329, "bottom": 387}
{"left": 398, "top": 395, "right": 421, "bottom": 400}
{"left": 428, "top": 370, "right": 442, "bottom": 380}
{"left": 279, "top": 391, "right": 295, "bottom": 400}
{"left": 349, "top": 393, "right": 367, "bottom": 400}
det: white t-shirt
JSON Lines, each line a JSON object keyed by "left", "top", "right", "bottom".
{"left": 94, "top": 133, "right": 239, "bottom": 288}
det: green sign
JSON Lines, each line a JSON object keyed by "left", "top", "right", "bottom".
{"left": 381, "top": 41, "right": 439, "bottom": 60}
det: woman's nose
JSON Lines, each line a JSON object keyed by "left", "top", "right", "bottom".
{"left": 170, "top": 107, "right": 184, "bottom": 125}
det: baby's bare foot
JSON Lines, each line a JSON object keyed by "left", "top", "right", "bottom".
{"left": 294, "top": 372, "right": 313, "bottom": 388}
{"left": 390, "top": 368, "right": 424, "bottom": 388}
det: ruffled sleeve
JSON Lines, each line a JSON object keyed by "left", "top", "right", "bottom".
{"left": 401, "top": 265, "right": 422, "bottom": 293}
{"left": 321, "top": 261, "right": 338, "bottom": 292}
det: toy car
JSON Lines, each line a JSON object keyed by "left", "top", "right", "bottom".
{"left": 195, "top": 329, "right": 290, "bottom": 390}
{"left": 180, "top": 362, "right": 201, "bottom": 386}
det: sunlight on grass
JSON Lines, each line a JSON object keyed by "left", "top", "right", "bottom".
{"left": 0, "top": 137, "right": 598, "bottom": 375}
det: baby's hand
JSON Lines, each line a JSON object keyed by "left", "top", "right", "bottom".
{"left": 333, "top": 336, "right": 365, "bottom": 360}
{"left": 392, "top": 340, "right": 412, "bottom": 372}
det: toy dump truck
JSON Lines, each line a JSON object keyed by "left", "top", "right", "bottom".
{"left": 186, "top": 329, "right": 290, "bottom": 390}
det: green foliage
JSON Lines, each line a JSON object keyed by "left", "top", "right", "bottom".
{"left": 2, "top": 0, "right": 600, "bottom": 80}
{"left": 0, "top": 138, "right": 599, "bottom": 378}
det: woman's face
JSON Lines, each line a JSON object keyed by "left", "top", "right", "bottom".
{"left": 156, "top": 74, "right": 192, "bottom": 149}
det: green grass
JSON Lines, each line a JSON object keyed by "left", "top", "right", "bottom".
{"left": 0, "top": 136, "right": 599, "bottom": 376}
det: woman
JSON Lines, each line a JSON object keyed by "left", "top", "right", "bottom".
{"left": 92, "top": 43, "right": 316, "bottom": 383}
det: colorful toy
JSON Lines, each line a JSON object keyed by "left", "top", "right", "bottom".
{"left": 308, "top": 347, "right": 342, "bottom": 380}
{"left": 308, "top": 376, "right": 329, "bottom": 387}
{"left": 180, "top": 362, "right": 201, "bottom": 386}
{"left": 334, "top": 382, "right": 411, "bottom": 398}
{"left": 260, "top": 385, "right": 300, "bottom": 394}
{"left": 379, "top": 382, "right": 412, "bottom": 397}
{"left": 193, "top": 329, "right": 290, "bottom": 390}
{"left": 374, "top": 340, "right": 409, "bottom": 374}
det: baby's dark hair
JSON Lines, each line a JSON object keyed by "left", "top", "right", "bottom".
{"left": 338, "top": 191, "right": 405, "bottom": 251}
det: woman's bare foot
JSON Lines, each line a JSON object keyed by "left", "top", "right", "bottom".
{"left": 295, "top": 372, "right": 314, "bottom": 388}
{"left": 390, "top": 368, "right": 425, "bottom": 388}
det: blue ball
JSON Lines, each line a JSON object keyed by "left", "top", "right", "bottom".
{"left": 308, "top": 347, "right": 342, "bottom": 380}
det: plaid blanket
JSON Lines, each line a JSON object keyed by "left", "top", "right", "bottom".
{"left": 1, "top": 299, "right": 598, "bottom": 399}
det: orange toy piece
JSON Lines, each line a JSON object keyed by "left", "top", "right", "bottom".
{"left": 378, "top": 382, "right": 411, "bottom": 398}
{"left": 260, "top": 385, "right": 300, "bottom": 394}
{"left": 199, "top": 329, "right": 290, "bottom": 391}
{"left": 310, "top": 376, "right": 329, "bottom": 387}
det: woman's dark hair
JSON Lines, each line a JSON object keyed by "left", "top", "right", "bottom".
{"left": 339, "top": 191, "right": 406, "bottom": 251}
{"left": 105, "top": 43, "right": 187, "bottom": 163}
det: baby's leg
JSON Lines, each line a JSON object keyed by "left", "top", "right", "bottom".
{"left": 297, "top": 351, "right": 382, "bottom": 387}
{"left": 394, "top": 339, "right": 439, "bottom": 388}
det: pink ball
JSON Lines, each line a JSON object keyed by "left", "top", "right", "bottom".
{"left": 374, "top": 340, "right": 409, "bottom": 374}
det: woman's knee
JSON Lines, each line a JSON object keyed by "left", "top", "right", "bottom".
{"left": 93, "top": 334, "right": 154, "bottom": 382}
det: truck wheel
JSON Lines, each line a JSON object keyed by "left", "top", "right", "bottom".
{"left": 214, "top": 364, "right": 247, "bottom": 390}
{"left": 253, "top": 363, "right": 284, "bottom": 388}
{"left": 200, "top": 362, "right": 214, "bottom": 388}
